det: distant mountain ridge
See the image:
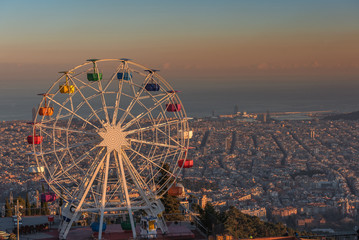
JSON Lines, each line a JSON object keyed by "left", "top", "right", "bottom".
{"left": 323, "top": 111, "right": 359, "bottom": 120}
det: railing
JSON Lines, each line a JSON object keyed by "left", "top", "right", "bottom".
{"left": 179, "top": 203, "right": 209, "bottom": 237}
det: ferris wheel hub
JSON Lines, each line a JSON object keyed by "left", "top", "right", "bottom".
{"left": 97, "top": 123, "right": 130, "bottom": 152}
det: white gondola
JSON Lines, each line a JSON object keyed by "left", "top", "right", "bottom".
{"left": 140, "top": 216, "right": 158, "bottom": 239}
{"left": 28, "top": 165, "right": 45, "bottom": 174}
{"left": 179, "top": 130, "right": 193, "bottom": 139}
{"left": 26, "top": 154, "right": 45, "bottom": 174}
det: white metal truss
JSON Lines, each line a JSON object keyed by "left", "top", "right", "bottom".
{"left": 29, "top": 59, "right": 190, "bottom": 239}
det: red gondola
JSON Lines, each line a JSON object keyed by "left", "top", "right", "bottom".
{"left": 166, "top": 104, "right": 181, "bottom": 112}
{"left": 27, "top": 135, "right": 43, "bottom": 144}
{"left": 178, "top": 159, "right": 193, "bottom": 168}
{"left": 27, "top": 121, "right": 43, "bottom": 144}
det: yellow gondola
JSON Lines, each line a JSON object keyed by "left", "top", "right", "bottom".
{"left": 59, "top": 71, "right": 75, "bottom": 94}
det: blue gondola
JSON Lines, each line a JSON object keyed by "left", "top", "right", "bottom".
{"left": 145, "top": 83, "right": 160, "bottom": 91}
{"left": 117, "top": 72, "right": 132, "bottom": 80}
{"left": 91, "top": 222, "right": 107, "bottom": 232}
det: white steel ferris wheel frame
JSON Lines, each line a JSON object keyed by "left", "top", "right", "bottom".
{"left": 29, "top": 59, "right": 191, "bottom": 239}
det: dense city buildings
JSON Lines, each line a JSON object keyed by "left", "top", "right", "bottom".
{"left": 1, "top": 116, "right": 359, "bottom": 230}
{"left": 184, "top": 115, "right": 359, "bottom": 229}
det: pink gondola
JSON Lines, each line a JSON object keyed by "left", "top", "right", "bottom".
{"left": 166, "top": 104, "right": 181, "bottom": 112}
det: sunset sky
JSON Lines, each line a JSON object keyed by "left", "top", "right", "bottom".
{"left": 1, "top": 1, "right": 358, "bottom": 82}
{"left": 1, "top": 1, "right": 359, "bottom": 119}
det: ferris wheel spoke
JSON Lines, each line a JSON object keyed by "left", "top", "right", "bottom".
{"left": 112, "top": 73, "right": 124, "bottom": 125}
{"left": 105, "top": 178, "right": 124, "bottom": 204}
{"left": 39, "top": 127, "right": 67, "bottom": 148}
{"left": 71, "top": 75, "right": 101, "bottom": 94}
{"left": 137, "top": 93, "right": 167, "bottom": 101}
{"left": 127, "top": 148, "right": 177, "bottom": 179}
{"left": 112, "top": 153, "right": 125, "bottom": 203}
{"left": 52, "top": 146, "right": 101, "bottom": 181}
{"left": 54, "top": 151, "right": 87, "bottom": 184}
{"left": 154, "top": 127, "right": 182, "bottom": 147}
{"left": 120, "top": 151, "right": 155, "bottom": 202}
{"left": 115, "top": 149, "right": 136, "bottom": 238}
{"left": 121, "top": 94, "right": 175, "bottom": 130}
{"left": 39, "top": 124, "right": 97, "bottom": 136}
{"left": 45, "top": 95, "right": 100, "bottom": 130}
{"left": 97, "top": 79, "right": 111, "bottom": 124}
{"left": 67, "top": 80, "right": 107, "bottom": 127}
{"left": 33, "top": 140, "right": 98, "bottom": 156}
{"left": 52, "top": 171, "right": 81, "bottom": 188}
{"left": 118, "top": 73, "right": 154, "bottom": 126}
{"left": 129, "top": 149, "right": 179, "bottom": 167}
{"left": 63, "top": 151, "right": 108, "bottom": 234}
{"left": 103, "top": 63, "right": 124, "bottom": 92}
{"left": 125, "top": 118, "right": 185, "bottom": 135}
{"left": 129, "top": 138, "right": 183, "bottom": 149}
{"left": 57, "top": 153, "right": 105, "bottom": 204}
{"left": 123, "top": 80, "right": 167, "bottom": 103}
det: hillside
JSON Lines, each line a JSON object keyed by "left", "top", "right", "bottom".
{"left": 323, "top": 111, "right": 359, "bottom": 120}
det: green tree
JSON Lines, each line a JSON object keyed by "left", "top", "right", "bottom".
{"left": 5, "top": 198, "right": 12, "bottom": 217}
{"left": 191, "top": 203, "right": 202, "bottom": 214}
{"left": 224, "top": 206, "right": 240, "bottom": 238}
{"left": 14, "top": 196, "right": 26, "bottom": 216}
{"left": 59, "top": 189, "right": 63, "bottom": 207}
{"left": 161, "top": 192, "right": 185, "bottom": 221}
{"left": 200, "top": 203, "right": 219, "bottom": 235}
{"left": 13, "top": 196, "right": 25, "bottom": 206}
{"left": 30, "top": 203, "right": 38, "bottom": 215}
{"left": 41, "top": 201, "right": 50, "bottom": 215}
{"left": 25, "top": 193, "right": 31, "bottom": 216}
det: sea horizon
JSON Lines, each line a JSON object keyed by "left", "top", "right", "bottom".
{"left": 1, "top": 78, "right": 359, "bottom": 121}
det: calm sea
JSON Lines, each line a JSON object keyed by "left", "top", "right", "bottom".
{"left": 1, "top": 78, "right": 359, "bottom": 121}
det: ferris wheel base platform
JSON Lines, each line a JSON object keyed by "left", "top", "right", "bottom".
{"left": 29, "top": 222, "right": 201, "bottom": 240}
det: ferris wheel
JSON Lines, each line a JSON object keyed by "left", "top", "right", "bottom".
{"left": 27, "top": 59, "right": 192, "bottom": 239}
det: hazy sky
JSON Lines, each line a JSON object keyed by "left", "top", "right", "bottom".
{"left": 1, "top": 0, "right": 358, "bottom": 86}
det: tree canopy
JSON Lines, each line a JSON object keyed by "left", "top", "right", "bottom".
{"left": 198, "top": 204, "right": 304, "bottom": 238}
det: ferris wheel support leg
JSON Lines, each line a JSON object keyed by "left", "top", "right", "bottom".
{"left": 59, "top": 153, "right": 107, "bottom": 240}
{"left": 118, "top": 150, "right": 137, "bottom": 239}
{"left": 98, "top": 152, "right": 110, "bottom": 240}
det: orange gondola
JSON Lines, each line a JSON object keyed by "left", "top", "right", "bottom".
{"left": 38, "top": 93, "right": 54, "bottom": 116}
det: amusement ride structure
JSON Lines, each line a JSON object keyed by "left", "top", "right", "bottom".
{"left": 27, "top": 59, "right": 193, "bottom": 239}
